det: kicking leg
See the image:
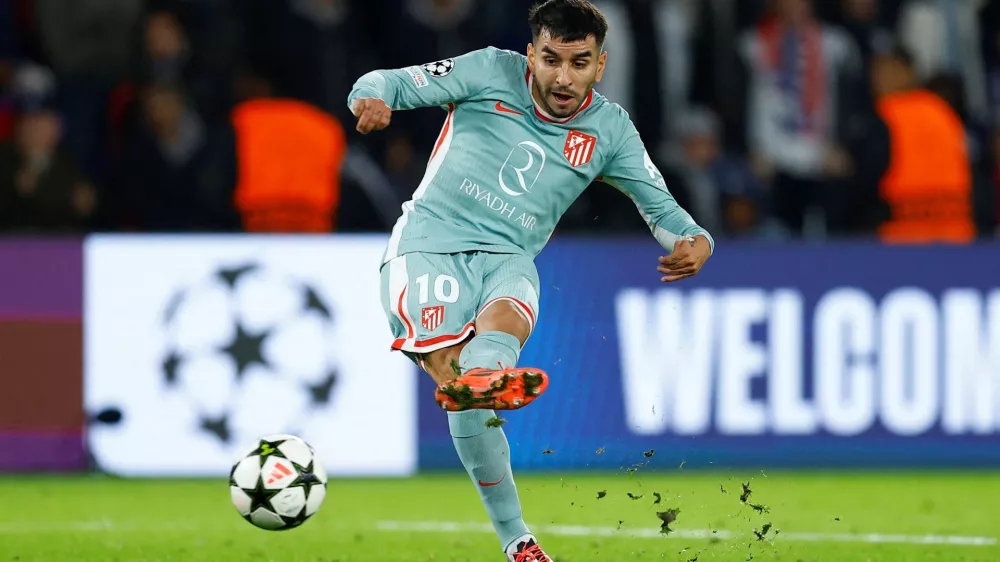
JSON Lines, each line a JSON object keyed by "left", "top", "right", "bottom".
{"left": 419, "top": 302, "right": 550, "bottom": 560}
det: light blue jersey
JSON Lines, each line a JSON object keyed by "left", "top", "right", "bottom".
{"left": 348, "top": 46, "right": 714, "bottom": 263}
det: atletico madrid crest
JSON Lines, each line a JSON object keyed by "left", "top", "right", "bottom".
{"left": 421, "top": 305, "right": 445, "bottom": 331}
{"left": 564, "top": 130, "right": 597, "bottom": 167}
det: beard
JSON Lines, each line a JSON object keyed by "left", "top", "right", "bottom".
{"left": 534, "top": 80, "right": 589, "bottom": 117}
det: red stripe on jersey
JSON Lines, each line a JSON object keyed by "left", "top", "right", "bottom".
{"left": 397, "top": 285, "right": 414, "bottom": 339}
{"left": 392, "top": 322, "right": 476, "bottom": 350}
{"left": 431, "top": 103, "right": 455, "bottom": 160}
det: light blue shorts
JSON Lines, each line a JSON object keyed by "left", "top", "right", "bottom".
{"left": 379, "top": 251, "right": 540, "bottom": 360}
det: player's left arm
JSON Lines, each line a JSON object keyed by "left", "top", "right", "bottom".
{"left": 599, "top": 120, "right": 715, "bottom": 283}
{"left": 347, "top": 48, "right": 500, "bottom": 133}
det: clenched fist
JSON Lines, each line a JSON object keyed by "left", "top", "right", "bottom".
{"left": 352, "top": 98, "right": 392, "bottom": 134}
{"left": 657, "top": 235, "right": 712, "bottom": 283}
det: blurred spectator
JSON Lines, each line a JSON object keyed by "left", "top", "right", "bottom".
{"left": 0, "top": 0, "right": 13, "bottom": 61}
{"left": 0, "top": 0, "right": 14, "bottom": 140}
{"left": 922, "top": 71, "right": 997, "bottom": 234}
{"left": 593, "top": 0, "right": 695, "bottom": 152}
{"left": 231, "top": 76, "right": 346, "bottom": 233}
{"left": 34, "top": 0, "right": 141, "bottom": 80}
{"left": 738, "top": 0, "right": 864, "bottom": 237}
{"left": 0, "top": 98, "right": 97, "bottom": 232}
{"left": 840, "top": 0, "right": 894, "bottom": 67}
{"left": 244, "top": 0, "right": 376, "bottom": 128}
{"left": 0, "top": 61, "right": 14, "bottom": 142}
{"left": 392, "top": 0, "right": 485, "bottom": 63}
{"left": 142, "top": 11, "right": 190, "bottom": 85}
{"left": 135, "top": 9, "right": 234, "bottom": 123}
{"left": 663, "top": 107, "right": 767, "bottom": 239}
{"left": 34, "top": 0, "right": 144, "bottom": 182}
{"left": 0, "top": 0, "right": 996, "bottom": 241}
{"left": 120, "top": 82, "right": 236, "bottom": 231}
{"left": 981, "top": 0, "right": 1000, "bottom": 124}
{"left": 897, "top": 0, "right": 988, "bottom": 122}
{"left": 992, "top": 129, "right": 1000, "bottom": 231}
{"left": 379, "top": 0, "right": 489, "bottom": 187}
{"left": 871, "top": 47, "right": 976, "bottom": 243}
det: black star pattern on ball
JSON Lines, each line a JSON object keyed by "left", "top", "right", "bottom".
{"left": 244, "top": 475, "right": 283, "bottom": 515}
{"left": 292, "top": 462, "right": 323, "bottom": 488}
{"left": 275, "top": 462, "right": 325, "bottom": 528}
{"left": 251, "top": 438, "right": 289, "bottom": 464}
{"left": 216, "top": 264, "right": 259, "bottom": 289}
{"left": 220, "top": 323, "right": 271, "bottom": 381}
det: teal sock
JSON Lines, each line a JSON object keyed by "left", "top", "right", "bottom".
{"left": 449, "top": 410, "right": 530, "bottom": 550}
{"left": 458, "top": 330, "right": 521, "bottom": 372}
{"left": 449, "top": 330, "right": 529, "bottom": 550}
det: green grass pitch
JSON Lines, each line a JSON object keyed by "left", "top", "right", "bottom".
{"left": 2, "top": 470, "right": 999, "bottom": 561}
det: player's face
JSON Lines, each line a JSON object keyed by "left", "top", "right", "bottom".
{"left": 527, "top": 31, "right": 606, "bottom": 118}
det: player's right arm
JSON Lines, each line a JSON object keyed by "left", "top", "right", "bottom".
{"left": 599, "top": 110, "right": 715, "bottom": 282}
{"left": 347, "top": 47, "right": 500, "bottom": 134}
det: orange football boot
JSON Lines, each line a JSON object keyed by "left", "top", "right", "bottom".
{"left": 435, "top": 367, "right": 549, "bottom": 411}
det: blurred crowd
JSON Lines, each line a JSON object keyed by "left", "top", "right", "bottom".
{"left": 1, "top": 0, "right": 999, "bottom": 241}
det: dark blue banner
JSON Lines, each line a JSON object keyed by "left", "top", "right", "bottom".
{"left": 418, "top": 240, "right": 1000, "bottom": 470}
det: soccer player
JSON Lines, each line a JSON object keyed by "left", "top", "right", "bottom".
{"left": 347, "top": 1, "right": 714, "bottom": 559}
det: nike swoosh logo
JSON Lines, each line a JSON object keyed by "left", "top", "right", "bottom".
{"left": 478, "top": 474, "right": 507, "bottom": 487}
{"left": 495, "top": 101, "right": 523, "bottom": 115}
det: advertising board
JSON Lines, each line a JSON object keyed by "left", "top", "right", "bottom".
{"left": 418, "top": 240, "right": 1000, "bottom": 470}
{"left": 84, "top": 235, "right": 417, "bottom": 477}
{"left": 0, "top": 239, "right": 85, "bottom": 472}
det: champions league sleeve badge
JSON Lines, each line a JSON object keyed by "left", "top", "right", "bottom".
{"left": 422, "top": 59, "right": 455, "bottom": 78}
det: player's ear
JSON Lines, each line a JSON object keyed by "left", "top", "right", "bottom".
{"left": 527, "top": 42, "right": 535, "bottom": 66}
{"left": 595, "top": 50, "right": 607, "bottom": 83}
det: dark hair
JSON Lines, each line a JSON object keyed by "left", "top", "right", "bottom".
{"left": 528, "top": 0, "right": 608, "bottom": 47}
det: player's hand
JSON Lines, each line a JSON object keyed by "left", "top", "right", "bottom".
{"left": 657, "top": 235, "right": 712, "bottom": 283}
{"left": 352, "top": 98, "right": 392, "bottom": 134}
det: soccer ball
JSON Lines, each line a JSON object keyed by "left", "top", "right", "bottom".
{"left": 229, "top": 434, "right": 328, "bottom": 530}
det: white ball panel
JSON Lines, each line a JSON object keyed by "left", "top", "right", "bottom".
{"left": 305, "top": 484, "right": 326, "bottom": 516}
{"left": 230, "top": 487, "right": 252, "bottom": 516}
{"left": 258, "top": 433, "right": 298, "bottom": 444}
{"left": 250, "top": 508, "right": 286, "bottom": 530}
{"left": 277, "top": 437, "right": 312, "bottom": 467}
{"left": 311, "top": 456, "right": 328, "bottom": 484}
{"left": 236, "top": 442, "right": 259, "bottom": 462}
{"left": 261, "top": 456, "right": 299, "bottom": 490}
{"left": 270, "top": 487, "right": 307, "bottom": 518}
{"left": 231, "top": 456, "right": 262, "bottom": 489}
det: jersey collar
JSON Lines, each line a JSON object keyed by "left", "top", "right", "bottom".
{"left": 525, "top": 69, "right": 594, "bottom": 125}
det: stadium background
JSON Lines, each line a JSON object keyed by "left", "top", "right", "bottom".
{"left": 2, "top": 0, "right": 1000, "bottom": 560}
